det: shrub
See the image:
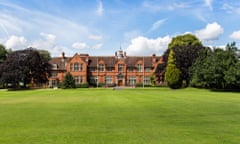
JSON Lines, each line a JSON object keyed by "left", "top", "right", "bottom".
{"left": 76, "top": 83, "right": 89, "bottom": 88}
{"left": 135, "top": 83, "right": 152, "bottom": 87}
{"left": 165, "top": 49, "right": 182, "bottom": 89}
{"left": 62, "top": 73, "right": 75, "bottom": 89}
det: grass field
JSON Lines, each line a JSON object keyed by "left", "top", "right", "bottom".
{"left": 0, "top": 88, "right": 240, "bottom": 144}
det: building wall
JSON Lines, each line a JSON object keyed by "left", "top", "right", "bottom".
{"left": 49, "top": 51, "right": 164, "bottom": 87}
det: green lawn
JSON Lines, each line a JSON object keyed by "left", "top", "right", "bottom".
{"left": 0, "top": 88, "right": 240, "bottom": 144}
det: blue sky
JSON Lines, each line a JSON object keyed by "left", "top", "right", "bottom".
{"left": 0, "top": 0, "right": 240, "bottom": 56}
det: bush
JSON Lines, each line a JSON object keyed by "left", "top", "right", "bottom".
{"left": 135, "top": 83, "right": 152, "bottom": 87}
{"left": 98, "top": 83, "right": 106, "bottom": 87}
{"left": 105, "top": 83, "right": 116, "bottom": 87}
{"left": 62, "top": 73, "right": 75, "bottom": 89}
{"left": 165, "top": 49, "right": 182, "bottom": 89}
{"left": 76, "top": 83, "right": 89, "bottom": 88}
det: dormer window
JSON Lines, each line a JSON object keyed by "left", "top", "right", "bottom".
{"left": 137, "top": 64, "right": 142, "bottom": 72}
{"left": 52, "top": 64, "right": 58, "bottom": 70}
{"left": 99, "top": 64, "right": 104, "bottom": 72}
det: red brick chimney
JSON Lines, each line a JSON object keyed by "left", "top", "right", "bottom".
{"left": 152, "top": 54, "right": 156, "bottom": 63}
{"left": 124, "top": 51, "right": 127, "bottom": 58}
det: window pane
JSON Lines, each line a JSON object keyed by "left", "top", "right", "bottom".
{"left": 74, "top": 63, "right": 79, "bottom": 71}
{"left": 118, "top": 64, "right": 124, "bottom": 72}
{"left": 137, "top": 64, "right": 142, "bottom": 72}
{"left": 99, "top": 64, "right": 104, "bottom": 72}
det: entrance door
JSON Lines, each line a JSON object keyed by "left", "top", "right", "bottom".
{"left": 118, "top": 80, "right": 123, "bottom": 86}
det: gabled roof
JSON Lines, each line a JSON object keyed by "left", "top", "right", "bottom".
{"left": 125, "top": 57, "right": 154, "bottom": 67}
{"left": 87, "top": 56, "right": 163, "bottom": 68}
{"left": 49, "top": 54, "right": 164, "bottom": 70}
{"left": 49, "top": 57, "right": 70, "bottom": 70}
{"left": 88, "top": 56, "right": 116, "bottom": 67}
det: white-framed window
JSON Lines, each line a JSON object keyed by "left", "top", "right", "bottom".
{"left": 128, "top": 76, "right": 136, "bottom": 85}
{"left": 145, "top": 68, "right": 151, "bottom": 72}
{"left": 137, "top": 64, "right": 142, "bottom": 72}
{"left": 90, "top": 76, "right": 98, "bottom": 84}
{"left": 74, "top": 76, "right": 79, "bottom": 84}
{"left": 79, "top": 64, "right": 83, "bottom": 71}
{"left": 99, "top": 64, "right": 105, "bottom": 72}
{"left": 51, "top": 72, "right": 58, "bottom": 78}
{"left": 52, "top": 64, "right": 58, "bottom": 70}
{"left": 144, "top": 76, "right": 150, "bottom": 85}
{"left": 118, "top": 64, "right": 124, "bottom": 72}
{"left": 51, "top": 80, "right": 58, "bottom": 87}
{"left": 74, "top": 76, "right": 84, "bottom": 84}
{"left": 105, "top": 76, "right": 112, "bottom": 84}
{"left": 74, "top": 63, "right": 79, "bottom": 71}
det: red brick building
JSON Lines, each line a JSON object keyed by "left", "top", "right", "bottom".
{"left": 48, "top": 49, "right": 165, "bottom": 87}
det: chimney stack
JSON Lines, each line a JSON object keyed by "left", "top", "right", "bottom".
{"left": 62, "top": 52, "right": 65, "bottom": 59}
{"left": 152, "top": 54, "right": 156, "bottom": 63}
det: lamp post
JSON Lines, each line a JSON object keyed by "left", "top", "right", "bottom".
{"left": 142, "top": 56, "right": 144, "bottom": 88}
{"left": 97, "top": 56, "right": 99, "bottom": 88}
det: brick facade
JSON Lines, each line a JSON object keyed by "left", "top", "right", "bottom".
{"left": 48, "top": 49, "right": 165, "bottom": 87}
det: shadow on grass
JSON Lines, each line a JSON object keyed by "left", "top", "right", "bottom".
{"left": 210, "top": 88, "right": 240, "bottom": 93}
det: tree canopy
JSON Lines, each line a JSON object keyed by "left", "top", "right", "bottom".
{"left": 191, "top": 42, "right": 240, "bottom": 89}
{"left": 163, "top": 34, "right": 205, "bottom": 87}
{"left": 0, "top": 48, "right": 50, "bottom": 88}
{"left": 168, "top": 34, "right": 203, "bottom": 49}
{"left": 0, "top": 44, "right": 8, "bottom": 63}
{"left": 38, "top": 49, "right": 51, "bottom": 61}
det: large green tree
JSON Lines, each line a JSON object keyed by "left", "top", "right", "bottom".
{"left": 163, "top": 34, "right": 205, "bottom": 86}
{"left": 0, "top": 48, "right": 50, "bottom": 88}
{"left": 38, "top": 49, "right": 51, "bottom": 61}
{"left": 191, "top": 42, "right": 240, "bottom": 89}
{"left": 165, "top": 49, "right": 182, "bottom": 89}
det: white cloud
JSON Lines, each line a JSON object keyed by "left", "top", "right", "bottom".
{"left": 222, "top": 3, "right": 240, "bottom": 15}
{"left": 149, "top": 19, "right": 166, "bottom": 32}
{"left": 40, "top": 32, "right": 56, "bottom": 42}
{"left": 204, "top": 0, "right": 213, "bottom": 10}
{"left": 195, "top": 22, "right": 224, "bottom": 41}
{"left": 92, "top": 43, "right": 103, "bottom": 49}
{"left": 124, "top": 30, "right": 141, "bottom": 41}
{"left": 88, "top": 35, "right": 102, "bottom": 41}
{"left": 29, "top": 33, "right": 65, "bottom": 56}
{"left": 126, "top": 35, "right": 171, "bottom": 56}
{"left": 97, "top": 0, "right": 104, "bottom": 16}
{"left": 230, "top": 30, "right": 240, "bottom": 41}
{"left": 0, "top": 2, "right": 90, "bottom": 45}
{"left": 5, "top": 35, "right": 27, "bottom": 50}
{"left": 142, "top": 1, "right": 189, "bottom": 12}
{"left": 72, "top": 42, "right": 89, "bottom": 49}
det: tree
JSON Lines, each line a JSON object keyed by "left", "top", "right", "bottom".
{"left": 38, "top": 49, "right": 51, "bottom": 61}
{"left": 0, "top": 48, "right": 50, "bottom": 88}
{"left": 165, "top": 49, "right": 182, "bottom": 89}
{"left": 190, "top": 48, "right": 212, "bottom": 88}
{"left": 164, "top": 34, "right": 205, "bottom": 86}
{"left": 168, "top": 34, "right": 203, "bottom": 49}
{"left": 62, "top": 72, "right": 75, "bottom": 89}
{"left": 0, "top": 44, "right": 7, "bottom": 63}
{"left": 191, "top": 42, "right": 240, "bottom": 89}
